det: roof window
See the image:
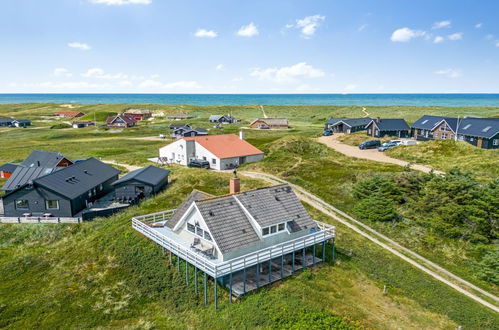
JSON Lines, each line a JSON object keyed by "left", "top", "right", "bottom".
{"left": 421, "top": 120, "right": 428, "bottom": 124}
{"left": 482, "top": 126, "right": 491, "bottom": 132}
{"left": 463, "top": 124, "right": 471, "bottom": 130}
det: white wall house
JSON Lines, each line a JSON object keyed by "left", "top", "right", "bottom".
{"left": 159, "top": 134, "right": 264, "bottom": 170}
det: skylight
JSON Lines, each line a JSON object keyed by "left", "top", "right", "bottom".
{"left": 482, "top": 126, "right": 492, "bottom": 132}
{"left": 463, "top": 124, "right": 471, "bottom": 130}
{"left": 421, "top": 120, "right": 428, "bottom": 124}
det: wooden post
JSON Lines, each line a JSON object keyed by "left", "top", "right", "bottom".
{"left": 322, "top": 241, "right": 326, "bottom": 263}
{"left": 292, "top": 250, "right": 295, "bottom": 273}
{"left": 302, "top": 247, "right": 306, "bottom": 268}
{"left": 256, "top": 263, "right": 260, "bottom": 288}
{"left": 177, "top": 254, "right": 180, "bottom": 272}
{"left": 268, "top": 259, "right": 272, "bottom": 284}
{"left": 185, "top": 260, "right": 189, "bottom": 283}
{"left": 313, "top": 244, "right": 316, "bottom": 265}
{"left": 280, "top": 254, "right": 284, "bottom": 279}
{"left": 229, "top": 272, "right": 233, "bottom": 303}
{"left": 214, "top": 277, "right": 218, "bottom": 310}
{"left": 204, "top": 273, "right": 208, "bottom": 305}
{"left": 195, "top": 266, "right": 198, "bottom": 294}
{"left": 169, "top": 250, "right": 172, "bottom": 266}
{"left": 243, "top": 267, "right": 247, "bottom": 294}
{"left": 332, "top": 240, "right": 335, "bottom": 264}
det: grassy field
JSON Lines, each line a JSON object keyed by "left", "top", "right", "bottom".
{"left": 0, "top": 103, "right": 498, "bottom": 328}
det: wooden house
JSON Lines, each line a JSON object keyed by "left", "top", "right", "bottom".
{"left": 0, "top": 118, "right": 14, "bottom": 127}
{"left": 55, "top": 111, "right": 85, "bottom": 118}
{"left": 325, "top": 117, "right": 372, "bottom": 133}
{"left": 250, "top": 118, "right": 289, "bottom": 129}
{"left": 112, "top": 166, "right": 170, "bottom": 202}
{"left": 106, "top": 114, "right": 136, "bottom": 128}
{"left": 209, "top": 115, "right": 238, "bottom": 124}
{"left": 171, "top": 125, "right": 208, "bottom": 138}
{"left": 12, "top": 120, "right": 31, "bottom": 127}
{"left": 168, "top": 113, "right": 194, "bottom": 121}
{"left": 124, "top": 109, "right": 152, "bottom": 121}
{"left": 365, "top": 118, "right": 410, "bottom": 138}
{"left": 456, "top": 117, "right": 499, "bottom": 149}
{"left": 410, "top": 115, "right": 459, "bottom": 141}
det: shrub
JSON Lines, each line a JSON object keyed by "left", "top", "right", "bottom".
{"left": 50, "top": 123, "right": 71, "bottom": 129}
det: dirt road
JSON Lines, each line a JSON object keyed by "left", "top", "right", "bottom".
{"left": 240, "top": 170, "right": 499, "bottom": 313}
{"left": 103, "top": 160, "right": 141, "bottom": 172}
{"left": 318, "top": 135, "right": 444, "bottom": 174}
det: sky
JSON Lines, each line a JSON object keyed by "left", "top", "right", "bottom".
{"left": 0, "top": 0, "right": 498, "bottom": 94}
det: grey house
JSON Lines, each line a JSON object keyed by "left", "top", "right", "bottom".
{"left": 0, "top": 118, "right": 14, "bottom": 127}
{"left": 366, "top": 118, "right": 410, "bottom": 138}
{"left": 112, "top": 165, "right": 170, "bottom": 202}
{"left": 209, "top": 115, "right": 238, "bottom": 124}
{"left": 457, "top": 117, "right": 499, "bottom": 149}
{"left": 410, "top": 115, "right": 459, "bottom": 141}
{"left": 12, "top": 120, "right": 31, "bottom": 127}
{"left": 2, "top": 158, "right": 119, "bottom": 217}
{"left": 172, "top": 126, "right": 208, "bottom": 138}
{"left": 325, "top": 117, "right": 372, "bottom": 133}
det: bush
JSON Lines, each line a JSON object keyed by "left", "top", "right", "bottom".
{"left": 50, "top": 123, "right": 71, "bottom": 129}
{"left": 353, "top": 192, "right": 398, "bottom": 222}
{"left": 474, "top": 249, "right": 499, "bottom": 285}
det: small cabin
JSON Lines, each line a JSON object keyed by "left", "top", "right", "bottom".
{"left": 366, "top": 118, "right": 410, "bottom": 138}
{"left": 112, "top": 166, "right": 170, "bottom": 202}
{"left": 250, "top": 118, "right": 289, "bottom": 129}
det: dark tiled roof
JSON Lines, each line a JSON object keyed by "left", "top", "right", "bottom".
{"left": 13, "top": 119, "right": 31, "bottom": 124}
{"left": 0, "top": 163, "right": 20, "bottom": 173}
{"left": 2, "top": 167, "right": 55, "bottom": 191}
{"left": 112, "top": 165, "right": 170, "bottom": 187}
{"left": 166, "top": 190, "right": 213, "bottom": 229}
{"left": 0, "top": 117, "right": 14, "bottom": 123}
{"left": 328, "top": 117, "right": 372, "bottom": 127}
{"left": 22, "top": 150, "right": 70, "bottom": 168}
{"left": 196, "top": 196, "right": 261, "bottom": 254}
{"left": 369, "top": 119, "right": 410, "bottom": 131}
{"left": 34, "top": 158, "right": 119, "bottom": 199}
{"left": 326, "top": 118, "right": 345, "bottom": 125}
{"left": 251, "top": 118, "right": 289, "bottom": 126}
{"left": 106, "top": 114, "right": 136, "bottom": 125}
{"left": 411, "top": 115, "right": 458, "bottom": 131}
{"left": 458, "top": 117, "right": 499, "bottom": 138}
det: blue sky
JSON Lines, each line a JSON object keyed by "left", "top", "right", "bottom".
{"left": 1, "top": 0, "right": 498, "bottom": 93}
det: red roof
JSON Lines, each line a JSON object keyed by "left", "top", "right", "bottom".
{"left": 183, "top": 134, "right": 263, "bottom": 158}
{"left": 55, "top": 111, "right": 85, "bottom": 117}
{"left": 106, "top": 114, "right": 137, "bottom": 125}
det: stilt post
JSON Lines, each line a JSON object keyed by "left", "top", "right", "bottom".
{"left": 243, "top": 267, "right": 247, "bottom": 294}
{"left": 322, "top": 241, "right": 326, "bottom": 263}
{"left": 185, "top": 260, "right": 189, "bottom": 283}
{"left": 229, "top": 272, "right": 233, "bottom": 303}
{"left": 292, "top": 250, "right": 295, "bottom": 273}
{"left": 169, "top": 250, "right": 172, "bottom": 266}
{"left": 195, "top": 266, "right": 198, "bottom": 294}
{"left": 332, "top": 240, "right": 335, "bottom": 264}
{"left": 268, "top": 259, "right": 272, "bottom": 283}
{"left": 214, "top": 277, "right": 218, "bottom": 310}
{"left": 313, "top": 244, "right": 316, "bottom": 265}
{"left": 204, "top": 273, "right": 208, "bottom": 305}
{"left": 302, "top": 247, "right": 306, "bottom": 268}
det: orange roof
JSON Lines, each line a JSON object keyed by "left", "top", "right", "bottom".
{"left": 183, "top": 134, "right": 263, "bottom": 158}
{"left": 55, "top": 111, "right": 84, "bottom": 117}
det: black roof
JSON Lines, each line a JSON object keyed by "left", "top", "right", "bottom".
{"left": 411, "top": 115, "right": 458, "bottom": 131}
{"left": 368, "top": 119, "right": 410, "bottom": 131}
{"left": 327, "top": 117, "right": 372, "bottom": 127}
{"left": 0, "top": 117, "right": 14, "bottom": 123}
{"left": 14, "top": 119, "right": 31, "bottom": 123}
{"left": 33, "top": 158, "right": 119, "bottom": 199}
{"left": 2, "top": 166, "right": 56, "bottom": 191}
{"left": 458, "top": 117, "right": 499, "bottom": 138}
{"left": 22, "top": 150, "right": 71, "bottom": 168}
{"left": 0, "top": 163, "right": 20, "bottom": 173}
{"left": 112, "top": 165, "right": 170, "bottom": 187}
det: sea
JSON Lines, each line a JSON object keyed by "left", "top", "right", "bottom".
{"left": 0, "top": 94, "right": 498, "bottom": 107}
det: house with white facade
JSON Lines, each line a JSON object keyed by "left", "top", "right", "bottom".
{"left": 158, "top": 134, "right": 264, "bottom": 170}
{"left": 132, "top": 177, "right": 336, "bottom": 307}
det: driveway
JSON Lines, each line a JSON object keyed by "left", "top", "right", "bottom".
{"left": 318, "top": 135, "right": 444, "bottom": 174}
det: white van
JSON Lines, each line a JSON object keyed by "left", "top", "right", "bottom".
{"left": 401, "top": 140, "right": 417, "bottom": 146}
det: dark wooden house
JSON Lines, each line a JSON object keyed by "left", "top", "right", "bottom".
{"left": 0, "top": 118, "right": 14, "bottom": 127}
{"left": 112, "top": 165, "right": 170, "bottom": 202}
{"left": 410, "top": 115, "right": 459, "bottom": 141}
{"left": 366, "top": 118, "right": 410, "bottom": 138}
{"left": 325, "top": 117, "right": 372, "bottom": 133}
{"left": 106, "top": 114, "right": 137, "bottom": 128}
{"left": 456, "top": 117, "right": 499, "bottom": 149}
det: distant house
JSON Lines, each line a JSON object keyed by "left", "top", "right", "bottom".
{"left": 365, "top": 118, "right": 410, "bottom": 138}
{"left": 12, "top": 120, "right": 31, "bottom": 128}
{"left": 106, "top": 114, "right": 136, "bottom": 128}
{"left": 0, "top": 163, "right": 21, "bottom": 179}
{"left": 55, "top": 111, "right": 85, "bottom": 118}
{"left": 172, "top": 126, "right": 208, "bottom": 138}
{"left": 168, "top": 113, "right": 194, "bottom": 121}
{"left": 456, "top": 117, "right": 499, "bottom": 149}
{"left": 250, "top": 118, "right": 289, "bottom": 129}
{"left": 410, "top": 115, "right": 459, "bottom": 141}
{"left": 169, "top": 123, "right": 192, "bottom": 130}
{"left": 0, "top": 118, "right": 14, "bottom": 127}
{"left": 112, "top": 166, "right": 170, "bottom": 202}
{"left": 209, "top": 115, "right": 238, "bottom": 124}
{"left": 2, "top": 150, "right": 74, "bottom": 192}
{"left": 72, "top": 121, "right": 96, "bottom": 129}
{"left": 325, "top": 117, "right": 372, "bottom": 133}
{"left": 124, "top": 109, "right": 152, "bottom": 121}
{"left": 1, "top": 158, "right": 119, "bottom": 218}
{"left": 159, "top": 134, "right": 264, "bottom": 170}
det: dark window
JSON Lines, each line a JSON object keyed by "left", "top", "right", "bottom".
{"left": 270, "top": 225, "right": 277, "bottom": 234}
{"left": 187, "top": 223, "right": 195, "bottom": 233}
{"left": 212, "top": 158, "right": 216, "bottom": 165}
{"left": 135, "top": 186, "right": 145, "bottom": 193}
{"left": 262, "top": 227, "right": 269, "bottom": 236}
{"left": 196, "top": 226, "right": 203, "bottom": 236}
{"left": 278, "top": 223, "right": 285, "bottom": 231}
{"left": 204, "top": 231, "right": 212, "bottom": 241}
{"left": 45, "top": 200, "right": 59, "bottom": 210}
{"left": 15, "top": 200, "right": 29, "bottom": 209}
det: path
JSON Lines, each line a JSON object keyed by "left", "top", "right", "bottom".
{"left": 240, "top": 170, "right": 499, "bottom": 313}
{"left": 259, "top": 105, "right": 267, "bottom": 118}
{"left": 361, "top": 106, "right": 370, "bottom": 117}
{"left": 318, "top": 134, "right": 444, "bottom": 174}
{"left": 102, "top": 160, "right": 141, "bottom": 172}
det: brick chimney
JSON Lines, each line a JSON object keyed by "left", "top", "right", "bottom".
{"left": 230, "top": 177, "right": 240, "bottom": 194}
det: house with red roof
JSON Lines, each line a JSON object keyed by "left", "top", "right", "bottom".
{"left": 159, "top": 133, "right": 264, "bottom": 170}
{"left": 55, "top": 111, "right": 85, "bottom": 118}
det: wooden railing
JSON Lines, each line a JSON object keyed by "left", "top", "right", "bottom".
{"left": 0, "top": 216, "right": 82, "bottom": 224}
{"left": 132, "top": 210, "right": 335, "bottom": 278}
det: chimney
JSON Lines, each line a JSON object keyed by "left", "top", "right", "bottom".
{"left": 230, "top": 176, "right": 240, "bottom": 194}
{"left": 239, "top": 130, "right": 246, "bottom": 140}
{"left": 376, "top": 117, "right": 381, "bottom": 123}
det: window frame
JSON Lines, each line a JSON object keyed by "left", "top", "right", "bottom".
{"left": 15, "top": 199, "right": 29, "bottom": 210}
{"left": 45, "top": 200, "right": 59, "bottom": 210}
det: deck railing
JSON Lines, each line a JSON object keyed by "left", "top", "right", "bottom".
{"left": 132, "top": 210, "right": 335, "bottom": 278}
{"left": 0, "top": 216, "right": 82, "bottom": 224}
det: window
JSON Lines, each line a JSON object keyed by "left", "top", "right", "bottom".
{"left": 204, "top": 231, "right": 212, "bottom": 241}
{"left": 15, "top": 200, "right": 29, "bottom": 209}
{"left": 212, "top": 158, "right": 217, "bottom": 165}
{"left": 470, "top": 137, "right": 474, "bottom": 142}
{"left": 482, "top": 126, "right": 492, "bottom": 132}
{"left": 262, "top": 227, "right": 270, "bottom": 236}
{"left": 440, "top": 125, "right": 445, "bottom": 131}
{"left": 434, "top": 133, "right": 438, "bottom": 138}
{"left": 196, "top": 226, "right": 203, "bottom": 236}
{"left": 270, "top": 225, "right": 277, "bottom": 234}
{"left": 45, "top": 200, "right": 59, "bottom": 210}
{"left": 458, "top": 135, "right": 464, "bottom": 141}
{"left": 421, "top": 119, "right": 428, "bottom": 124}
{"left": 278, "top": 223, "right": 285, "bottom": 231}
{"left": 463, "top": 124, "right": 471, "bottom": 130}
{"left": 442, "top": 133, "right": 447, "bottom": 139}
{"left": 493, "top": 139, "right": 498, "bottom": 146}
{"left": 202, "top": 156, "right": 207, "bottom": 161}
{"left": 187, "top": 223, "right": 195, "bottom": 233}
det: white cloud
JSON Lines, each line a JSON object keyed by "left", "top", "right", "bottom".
{"left": 475, "top": 23, "right": 482, "bottom": 29}
{"left": 358, "top": 24, "right": 368, "bottom": 32}
{"left": 68, "top": 42, "right": 91, "bottom": 50}
{"left": 89, "top": 0, "right": 151, "bottom": 5}
{"left": 433, "top": 36, "right": 445, "bottom": 44}
{"left": 432, "top": 20, "right": 451, "bottom": 29}
{"left": 390, "top": 27, "right": 426, "bottom": 42}
{"left": 496, "top": 41, "right": 499, "bottom": 47}
{"left": 194, "top": 29, "right": 217, "bottom": 38}
{"left": 215, "top": 64, "right": 224, "bottom": 70}
{"left": 82, "top": 68, "right": 127, "bottom": 80}
{"left": 250, "top": 62, "right": 325, "bottom": 83}
{"left": 435, "top": 68, "right": 462, "bottom": 78}
{"left": 290, "top": 15, "right": 325, "bottom": 38}
{"left": 237, "top": 23, "right": 259, "bottom": 37}
{"left": 448, "top": 32, "right": 463, "bottom": 40}
{"left": 53, "top": 68, "right": 72, "bottom": 77}
{"left": 138, "top": 80, "right": 201, "bottom": 90}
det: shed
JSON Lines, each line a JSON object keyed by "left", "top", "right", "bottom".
{"left": 112, "top": 165, "right": 170, "bottom": 201}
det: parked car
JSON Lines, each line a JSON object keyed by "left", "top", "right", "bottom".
{"left": 187, "top": 160, "right": 210, "bottom": 169}
{"left": 378, "top": 142, "right": 398, "bottom": 152}
{"left": 323, "top": 129, "right": 333, "bottom": 136}
{"left": 358, "top": 140, "right": 381, "bottom": 150}
{"left": 401, "top": 140, "right": 417, "bottom": 146}
{"left": 388, "top": 140, "right": 402, "bottom": 145}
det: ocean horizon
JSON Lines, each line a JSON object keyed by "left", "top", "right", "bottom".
{"left": 1, "top": 93, "right": 499, "bottom": 107}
